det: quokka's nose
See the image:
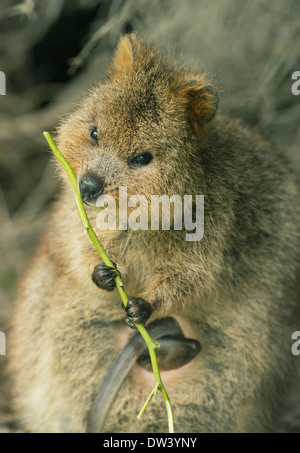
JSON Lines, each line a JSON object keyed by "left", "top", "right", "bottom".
{"left": 79, "top": 174, "right": 104, "bottom": 204}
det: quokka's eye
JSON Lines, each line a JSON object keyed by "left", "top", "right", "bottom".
{"left": 129, "top": 152, "right": 153, "bottom": 167}
{"left": 90, "top": 126, "right": 98, "bottom": 144}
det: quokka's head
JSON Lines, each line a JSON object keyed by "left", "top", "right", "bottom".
{"left": 56, "top": 33, "right": 219, "bottom": 207}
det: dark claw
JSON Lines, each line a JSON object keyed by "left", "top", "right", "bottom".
{"left": 122, "top": 296, "right": 152, "bottom": 327}
{"left": 124, "top": 318, "right": 137, "bottom": 329}
{"left": 92, "top": 260, "right": 121, "bottom": 292}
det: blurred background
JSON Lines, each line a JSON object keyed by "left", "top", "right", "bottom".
{"left": 0, "top": 0, "right": 299, "bottom": 431}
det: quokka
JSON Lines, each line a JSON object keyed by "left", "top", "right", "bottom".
{"left": 8, "top": 34, "right": 300, "bottom": 433}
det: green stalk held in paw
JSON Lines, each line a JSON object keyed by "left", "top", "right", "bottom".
{"left": 43, "top": 131, "right": 174, "bottom": 434}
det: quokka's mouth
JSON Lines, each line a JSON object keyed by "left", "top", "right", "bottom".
{"left": 81, "top": 196, "right": 91, "bottom": 206}
{"left": 81, "top": 191, "right": 103, "bottom": 206}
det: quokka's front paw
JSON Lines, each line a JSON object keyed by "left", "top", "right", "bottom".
{"left": 122, "top": 296, "right": 152, "bottom": 328}
{"left": 92, "top": 261, "right": 121, "bottom": 292}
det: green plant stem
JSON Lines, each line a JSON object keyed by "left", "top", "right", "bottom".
{"left": 43, "top": 131, "right": 174, "bottom": 434}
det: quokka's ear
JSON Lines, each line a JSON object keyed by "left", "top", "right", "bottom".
{"left": 109, "top": 33, "right": 144, "bottom": 74}
{"left": 176, "top": 80, "right": 219, "bottom": 131}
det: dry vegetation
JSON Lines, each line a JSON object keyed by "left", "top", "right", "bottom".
{"left": 0, "top": 0, "right": 299, "bottom": 432}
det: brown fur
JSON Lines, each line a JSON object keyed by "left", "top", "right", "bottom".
{"left": 8, "top": 34, "right": 300, "bottom": 433}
